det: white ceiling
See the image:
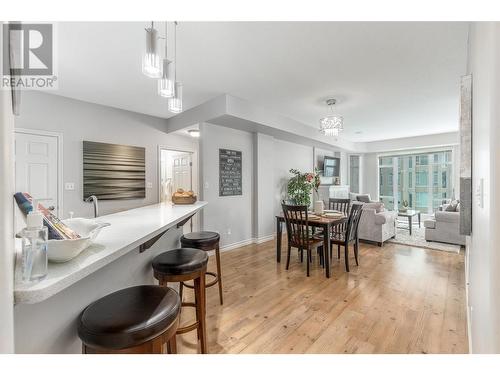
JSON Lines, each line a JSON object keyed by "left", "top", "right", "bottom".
{"left": 54, "top": 22, "right": 468, "bottom": 142}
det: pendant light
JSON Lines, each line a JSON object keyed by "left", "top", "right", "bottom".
{"left": 319, "top": 99, "right": 344, "bottom": 137}
{"left": 142, "top": 22, "right": 162, "bottom": 78}
{"left": 158, "top": 22, "right": 175, "bottom": 98}
{"left": 168, "top": 22, "right": 183, "bottom": 114}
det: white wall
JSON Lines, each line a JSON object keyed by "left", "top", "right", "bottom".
{"left": 254, "top": 133, "right": 275, "bottom": 241}
{"left": 273, "top": 139, "right": 314, "bottom": 216}
{"left": 363, "top": 131, "right": 459, "bottom": 153}
{"left": 15, "top": 92, "right": 198, "bottom": 218}
{"left": 199, "top": 123, "right": 254, "bottom": 248}
{"left": 0, "top": 43, "right": 15, "bottom": 352}
{"left": 466, "top": 22, "right": 500, "bottom": 353}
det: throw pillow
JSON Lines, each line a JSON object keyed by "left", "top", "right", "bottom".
{"left": 364, "top": 202, "right": 384, "bottom": 213}
{"left": 356, "top": 194, "right": 371, "bottom": 203}
{"left": 445, "top": 200, "right": 459, "bottom": 212}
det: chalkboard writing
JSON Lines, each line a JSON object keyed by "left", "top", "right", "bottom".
{"left": 219, "top": 149, "right": 242, "bottom": 196}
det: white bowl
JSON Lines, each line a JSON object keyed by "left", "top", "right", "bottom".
{"left": 47, "top": 218, "right": 110, "bottom": 263}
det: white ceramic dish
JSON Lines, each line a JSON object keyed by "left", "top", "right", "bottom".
{"left": 47, "top": 218, "right": 110, "bottom": 263}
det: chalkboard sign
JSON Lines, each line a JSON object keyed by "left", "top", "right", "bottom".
{"left": 219, "top": 149, "right": 242, "bottom": 196}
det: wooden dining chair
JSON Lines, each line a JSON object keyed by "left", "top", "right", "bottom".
{"left": 328, "top": 198, "right": 351, "bottom": 258}
{"left": 330, "top": 203, "right": 363, "bottom": 272}
{"left": 282, "top": 202, "right": 323, "bottom": 277}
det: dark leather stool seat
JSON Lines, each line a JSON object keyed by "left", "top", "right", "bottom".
{"left": 152, "top": 248, "right": 208, "bottom": 275}
{"left": 152, "top": 248, "right": 209, "bottom": 353}
{"left": 78, "top": 285, "right": 181, "bottom": 353}
{"left": 180, "top": 231, "right": 220, "bottom": 250}
{"left": 180, "top": 231, "right": 224, "bottom": 305}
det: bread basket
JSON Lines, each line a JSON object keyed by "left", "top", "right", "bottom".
{"left": 172, "top": 189, "right": 197, "bottom": 204}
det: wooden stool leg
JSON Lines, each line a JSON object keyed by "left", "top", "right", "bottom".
{"left": 215, "top": 245, "right": 224, "bottom": 305}
{"left": 194, "top": 272, "right": 207, "bottom": 354}
{"left": 179, "top": 281, "right": 184, "bottom": 302}
{"left": 167, "top": 335, "right": 177, "bottom": 354}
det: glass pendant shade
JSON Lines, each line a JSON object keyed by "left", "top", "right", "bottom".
{"left": 158, "top": 59, "right": 174, "bottom": 98}
{"left": 142, "top": 26, "right": 162, "bottom": 78}
{"left": 319, "top": 99, "right": 343, "bottom": 136}
{"left": 168, "top": 82, "right": 183, "bottom": 113}
{"left": 319, "top": 115, "right": 344, "bottom": 136}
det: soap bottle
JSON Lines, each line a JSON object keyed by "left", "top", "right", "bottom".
{"left": 20, "top": 199, "right": 48, "bottom": 283}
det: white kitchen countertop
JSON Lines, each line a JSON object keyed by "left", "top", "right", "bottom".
{"left": 14, "top": 201, "right": 207, "bottom": 304}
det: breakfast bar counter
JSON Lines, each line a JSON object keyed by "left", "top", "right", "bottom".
{"left": 15, "top": 201, "right": 207, "bottom": 304}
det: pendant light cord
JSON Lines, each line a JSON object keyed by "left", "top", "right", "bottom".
{"left": 164, "top": 21, "right": 168, "bottom": 57}
{"left": 174, "top": 21, "right": 177, "bottom": 83}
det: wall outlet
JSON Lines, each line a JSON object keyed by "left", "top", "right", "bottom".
{"left": 64, "top": 182, "right": 75, "bottom": 191}
{"left": 227, "top": 228, "right": 231, "bottom": 235}
{"left": 146, "top": 182, "right": 153, "bottom": 189}
{"left": 204, "top": 182, "right": 209, "bottom": 189}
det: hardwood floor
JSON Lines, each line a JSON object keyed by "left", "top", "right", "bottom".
{"left": 174, "top": 238, "right": 468, "bottom": 354}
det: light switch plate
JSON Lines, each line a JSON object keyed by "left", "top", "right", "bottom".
{"left": 65, "top": 182, "right": 75, "bottom": 191}
{"left": 146, "top": 182, "right": 153, "bottom": 189}
{"left": 476, "top": 178, "right": 484, "bottom": 208}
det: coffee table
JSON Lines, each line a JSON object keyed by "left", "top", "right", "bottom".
{"left": 397, "top": 210, "right": 421, "bottom": 235}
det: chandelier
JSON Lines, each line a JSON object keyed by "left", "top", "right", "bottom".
{"left": 319, "top": 99, "right": 344, "bottom": 137}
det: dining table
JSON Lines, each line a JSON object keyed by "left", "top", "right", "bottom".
{"left": 275, "top": 212, "right": 347, "bottom": 278}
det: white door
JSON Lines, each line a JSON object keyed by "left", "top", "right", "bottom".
{"left": 15, "top": 131, "right": 60, "bottom": 216}
{"left": 172, "top": 153, "right": 192, "bottom": 192}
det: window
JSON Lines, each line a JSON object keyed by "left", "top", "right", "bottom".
{"left": 442, "top": 171, "right": 447, "bottom": 188}
{"left": 349, "top": 155, "right": 360, "bottom": 193}
{"left": 416, "top": 192, "right": 428, "bottom": 209}
{"left": 379, "top": 150, "right": 453, "bottom": 214}
{"left": 416, "top": 155, "right": 428, "bottom": 165}
{"left": 416, "top": 171, "right": 428, "bottom": 186}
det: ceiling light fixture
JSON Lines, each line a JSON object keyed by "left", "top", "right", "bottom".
{"left": 142, "top": 22, "right": 162, "bottom": 78}
{"left": 168, "top": 22, "right": 183, "bottom": 114}
{"left": 319, "top": 99, "right": 344, "bottom": 137}
{"left": 188, "top": 129, "right": 200, "bottom": 138}
{"left": 158, "top": 22, "right": 174, "bottom": 98}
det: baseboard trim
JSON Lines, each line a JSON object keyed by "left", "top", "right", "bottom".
{"left": 218, "top": 235, "right": 275, "bottom": 253}
{"left": 254, "top": 234, "right": 275, "bottom": 244}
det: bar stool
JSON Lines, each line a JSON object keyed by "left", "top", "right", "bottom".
{"left": 152, "top": 248, "right": 209, "bottom": 354}
{"left": 180, "top": 231, "right": 223, "bottom": 305}
{"left": 78, "top": 285, "right": 181, "bottom": 354}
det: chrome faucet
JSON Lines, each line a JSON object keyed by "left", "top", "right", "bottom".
{"left": 85, "top": 195, "right": 99, "bottom": 218}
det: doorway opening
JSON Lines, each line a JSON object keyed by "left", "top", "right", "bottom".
{"left": 159, "top": 147, "right": 198, "bottom": 233}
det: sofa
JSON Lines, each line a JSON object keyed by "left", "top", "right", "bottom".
{"left": 424, "top": 202, "right": 466, "bottom": 245}
{"left": 356, "top": 202, "right": 397, "bottom": 246}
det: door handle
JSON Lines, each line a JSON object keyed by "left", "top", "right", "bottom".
{"left": 47, "top": 206, "right": 55, "bottom": 211}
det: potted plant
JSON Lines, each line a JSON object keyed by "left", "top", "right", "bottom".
{"left": 286, "top": 168, "right": 321, "bottom": 207}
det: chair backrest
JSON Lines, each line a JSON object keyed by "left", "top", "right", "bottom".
{"left": 329, "top": 198, "right": 350, "bottom": 233}
{"left": 346, "top": 203, "right": 364, "bottom": 242}
{"left": 328, "top": 198, "right": 350, "bottom": 213}
{"left": 281, "top": 202, "right": 311, "bottom": 249}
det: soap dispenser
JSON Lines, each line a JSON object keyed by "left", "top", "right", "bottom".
{"left": 20, "top": 199, "right": 48, "bottom": 283}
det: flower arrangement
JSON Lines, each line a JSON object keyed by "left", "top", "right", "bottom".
{"left": 286, "top": 168, "right": 321, "bottom": 207}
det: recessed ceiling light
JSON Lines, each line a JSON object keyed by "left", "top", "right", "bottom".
{"left": 355, "top": 131, "right": 363, "bottom": 134}
{"left": 188, "top": 129, "right": 200, "bottom": 138}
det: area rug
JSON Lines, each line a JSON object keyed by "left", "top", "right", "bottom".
{"left": 387, "top": 220, "right": 461, "bottom": 253}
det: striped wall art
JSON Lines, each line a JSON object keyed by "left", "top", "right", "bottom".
{"left": 83, "top": 141, "right": 146, "bottom": 200}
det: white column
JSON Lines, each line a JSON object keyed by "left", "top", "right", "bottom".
{"left": 254, "top": 133, "right": 275, "bottom": 241}
{"left": 0, "top": 21, "right": 15, "bottom": 352}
